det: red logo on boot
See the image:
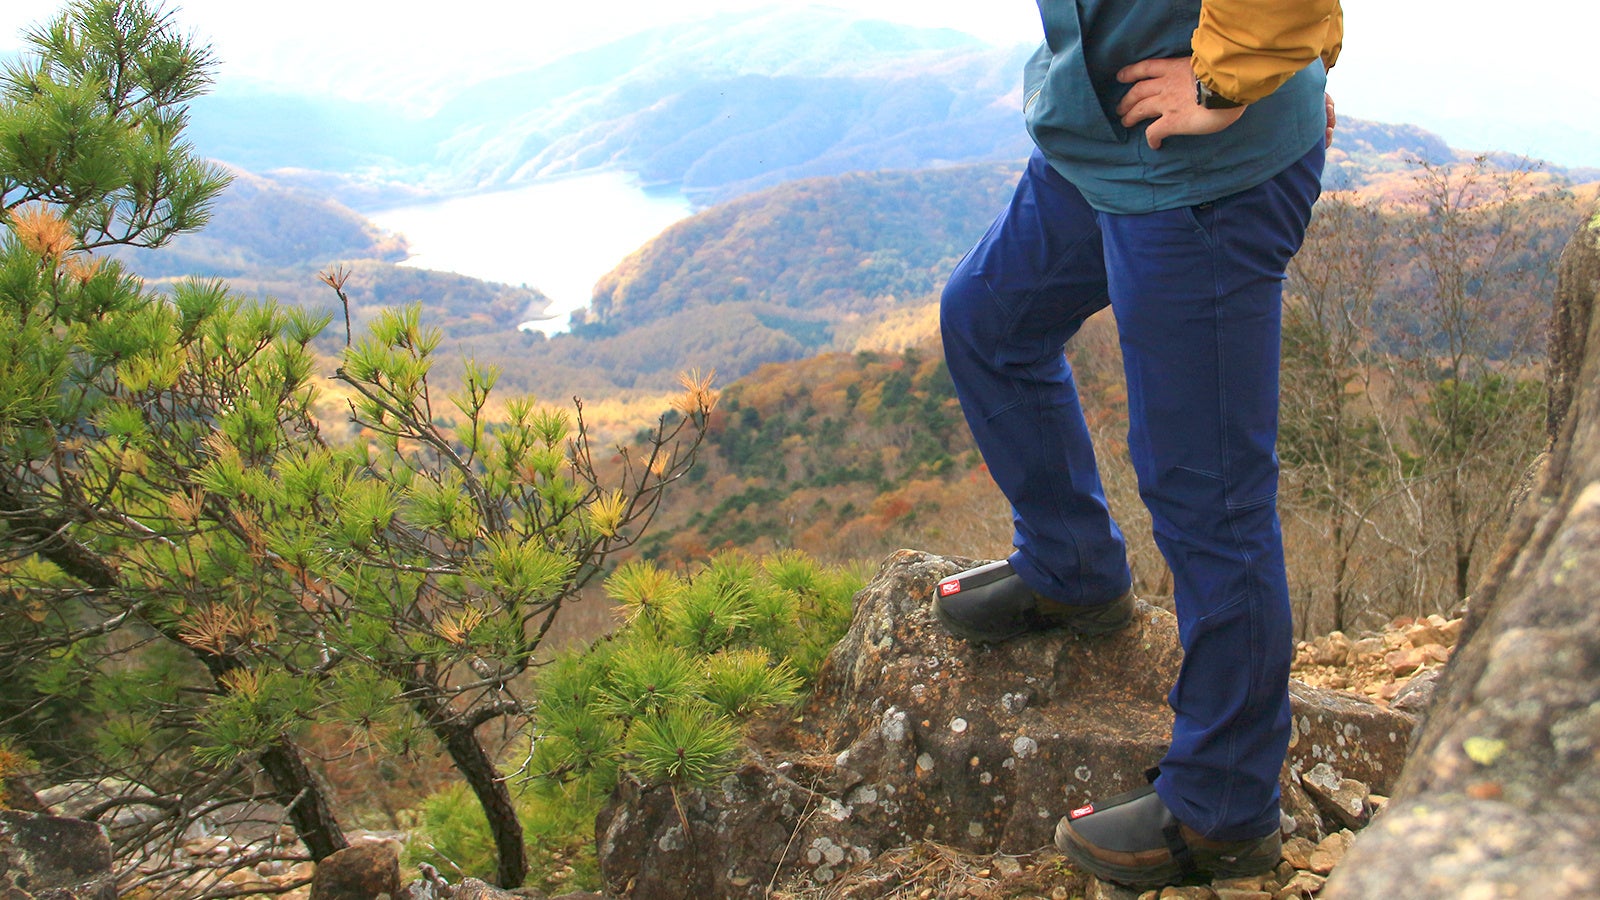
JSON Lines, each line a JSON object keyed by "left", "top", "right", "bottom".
{"left": 938, "top": 580, "right": 962, "bottom": 597}
{"left": 1070, "top": 804, "right": 1095, "bottom": 820}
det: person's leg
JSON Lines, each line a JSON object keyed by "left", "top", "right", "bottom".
{"left": 940, "top": 150, "right": 1131, "bottom": 606}
{"left": 1102, "top": 143, "right": 1324, "bottom": 841}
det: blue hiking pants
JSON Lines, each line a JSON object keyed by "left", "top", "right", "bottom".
{"left": 940, "top": 142, "right": 1324, "bottom": 840}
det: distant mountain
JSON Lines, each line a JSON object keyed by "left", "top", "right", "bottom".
{"left": 183, "top": 9, "right": 1597, "bottom": 217}
{"left": 185, "top": 9, "right": 1032, "bottom": 209}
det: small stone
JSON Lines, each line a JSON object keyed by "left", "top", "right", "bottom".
{"left": 1384, "top": 648, "right": 1424, "bottom": 677}
{"left": 1308, "top": 830, "right": 1353, "bottom": 875}
{"left": 1438, "top": 617, "right": 1463, "bottom": 645}
{"left": 223, "top": 868, "right": 273, "bottom": 890}
{"left": 995, "top": 856, "right": 1023, "bottom": 877}
{"left": 1313, "top": 632, "right": 1352, "bottom": 666}
{"left": 1390, "top": 668, "right": 1442, "bottom": 711}
{"left": 1280, "top": 836, "right": 1317, "bottom": 870}
{"left": 1405, "top": 621, "right": 1448, "bottom": 648}
{"left": 1293, "top": 641, "right": 1316, "bottom": 667}
{"left": 1350, "top": 637, "right": 1387, "bottom": 660}
{"left": 1272, "top": 871, "right": 1326, "bottom": 899}
{"left": 1214, "top": 890, "right": 1273, "bottom": 900}
{"left": 1158, "top": 886, "right": 1217, "bottom": 899}
{"left": 1214, "top": 874, "right": 1276, "bottom": 892}
{"left": 1088, "top": 877, "right": 1144, "bottom": 899}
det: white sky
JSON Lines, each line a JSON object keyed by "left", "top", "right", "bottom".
{"left": 3, "top": 0, "right": 1598, "bottom": 168}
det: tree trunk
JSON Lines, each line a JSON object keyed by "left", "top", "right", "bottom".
{"left": 1323, "top": 202, "right": 1600, "bottom": 896}
{"left": 257, "top": 738, "right": 349, "bottom": 861}
{"left": 414, "top": 693, "right": 528, "bottom": 889}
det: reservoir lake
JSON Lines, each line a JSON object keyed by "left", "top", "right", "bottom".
{"left": 368, "top": 171, "right": 693, "bottom": 333}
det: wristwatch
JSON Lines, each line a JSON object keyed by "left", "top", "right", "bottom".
{"left": 1195, "top": 79, "right": 1244, "bottom": 110}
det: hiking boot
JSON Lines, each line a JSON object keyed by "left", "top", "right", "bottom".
{"left": 932, "top": 560, "right": 1133, "bottom": 644}
{"left": 1054, "top": 780, "right": 1282, "bottom": 889}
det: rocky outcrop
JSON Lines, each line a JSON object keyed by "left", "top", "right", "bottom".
{"left": 0, "top": 810, "right": 116, "bottom": 900}
{"left": 596, "top": 550, "right": 1416, "bottom": 899}
{"left": 309, "top": 841, "right": 401, "bottom": 900}
{"left": 1320, "top": 208, "right": 1600, "bottom": 896}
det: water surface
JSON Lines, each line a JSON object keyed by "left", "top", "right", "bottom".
{"left": 369, "top": 172, "right": 692, "bottom": 332}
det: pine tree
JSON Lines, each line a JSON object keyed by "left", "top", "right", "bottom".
{"left": 0, "top": 0, "right": 355, "bottom": 882}
{"left": 1, "top": 2, "right": 717, "bottom": 893}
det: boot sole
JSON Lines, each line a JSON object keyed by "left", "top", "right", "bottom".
{"left": 1054, "top": 817, "right": 1280, "bottom": 888}
{"left": 933, "top": 591, "right": 1134, "bottom": 645}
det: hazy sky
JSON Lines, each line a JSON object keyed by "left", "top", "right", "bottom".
{"left": 3, "top": 0, "right": 1598, "bottom": 168}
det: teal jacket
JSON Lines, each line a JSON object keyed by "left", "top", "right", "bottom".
{"left": 1025, "top": 0, "right": 1331, "bottom": 214}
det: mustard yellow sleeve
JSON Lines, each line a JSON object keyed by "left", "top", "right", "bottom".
{"left": 1191, "top": 0, "right": 1343, "bottom": 105}
{"left": 1321, "top": 2, "right": 1343, "bottom": 71}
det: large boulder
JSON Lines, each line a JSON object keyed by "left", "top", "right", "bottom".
{"left": 597, "top": 549, "right": 1415, "bottom": 899}
{"left": 1321, "top": 206, "right": 1600, "bottom": 896}
{"left": 309, "top": 840, "right": 401, "bottom": 900}
{"left": 0, "top": 810, "right": 116, "bottom": 900}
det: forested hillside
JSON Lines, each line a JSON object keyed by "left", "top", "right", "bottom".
{"left": 108, "top": 167, "right": 407, "bottom": 277}
{"left": 115, "top": 137, "right": 1589, "bottom": 416}
{"left": 109, "top": 167, "right": 551, "bottom": 341}
{"left": 454, "top": 163, "right": 1018, "bottom": 400}
{"left": 625, "top": 163, "right": 1591, "bottom": 641}
{"left": 585, "top": 165, "right": 1018, "bottom": 329}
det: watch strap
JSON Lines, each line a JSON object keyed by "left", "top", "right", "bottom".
{"left": 1195, "top": 79, "right": 1244, "bottom": 110}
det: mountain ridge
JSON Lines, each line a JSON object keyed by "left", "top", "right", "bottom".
{"left": 180, "top": 8, "right": 1596, "bottom": 216}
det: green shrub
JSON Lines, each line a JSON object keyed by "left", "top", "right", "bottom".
{"left": 406, "top": 779, "right": 606, "bottom": 892}
{"left": 407, "top": 783, "right": 497, "bottom": 882}
{"left": 530, "top": 549, "right": 861, "bottom": 795}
